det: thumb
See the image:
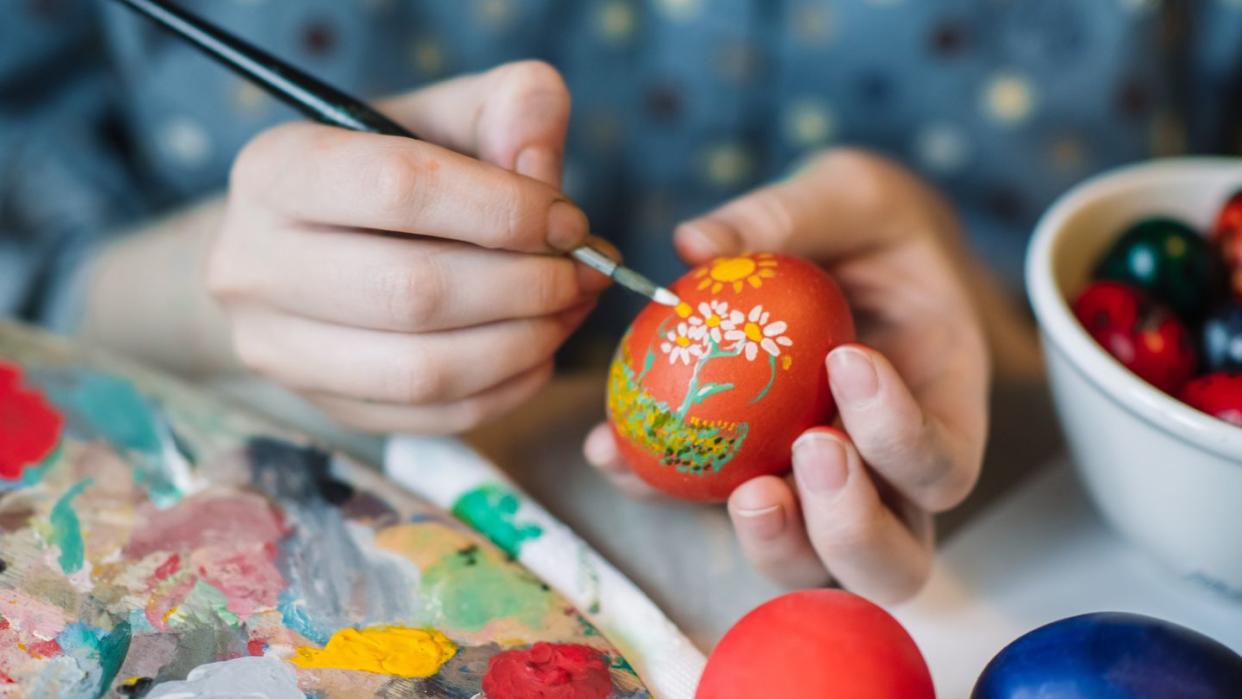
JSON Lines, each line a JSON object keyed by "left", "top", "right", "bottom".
{"left": 379, "top": 60, "right": 572, "bottom": 187}
{"left": 673, "top": 150, "right": 924, "bottom": 266}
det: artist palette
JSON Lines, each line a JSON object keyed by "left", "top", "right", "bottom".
{"left": 0, "top": 324, "right": 649, "bottom": 698}
{"left": 606, "top": 253, "right": 854, "bottom": 501}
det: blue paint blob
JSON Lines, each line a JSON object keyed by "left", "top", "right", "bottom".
{"left": 277, "top": 589, "right": 331, "bottom": 646}
{"left": 61, "top": 374, "right": 159, "bottom": 452}
{"left": 49, "top": 478, "right": 91, "bottom": 574}
{"left": 973, "top": 612, "right": 1242, "bottom": 699}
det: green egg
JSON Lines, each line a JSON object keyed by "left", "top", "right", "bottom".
{"left": 1094, "top": 217, "right": 1223, "bottom": 322}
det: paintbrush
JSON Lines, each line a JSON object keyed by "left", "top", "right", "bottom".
{"left": 111, "top": 0, "right": 680, "bottom": 308}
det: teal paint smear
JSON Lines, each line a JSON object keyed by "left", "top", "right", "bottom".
{"left": 55, "top": 621, "right": 131, "bottom": 698}
{"left": 95, "top": 622, "right": 131, "bottom": 697}
{"left": 54, "top": 373, "right": 183, "bottom": 506}
{"left": 50, "top": 479, "right": 91, "bottom": 574}
{"left": 64, "top": 374, "right": 159, "bottom": 452}
{"left": 451, "top": 484, "right": 542, "bottom": 559}
{"left": 420, "top": 546, "right": 551, "bottom": 631}
{"left": 277, "top": 589, "right": 330, "bottom": 646}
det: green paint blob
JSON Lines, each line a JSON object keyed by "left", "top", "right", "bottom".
{"left": 451, "top": 484, "right": 542, "bottom": 559}
{"left": 171, "top": 580, "right": 241, "bottom": 629}
{"left": 49, "top": 478, "right": 91, "bottom": 574}
{"left": 420, "top": 546, "right": 552, "bottom": 631}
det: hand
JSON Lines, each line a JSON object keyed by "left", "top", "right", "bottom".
{"left": 583, "top": 150, "right": 990, "bottom": 603}
{"left": 207, "top": 61, "right": 609, "bottom": 434}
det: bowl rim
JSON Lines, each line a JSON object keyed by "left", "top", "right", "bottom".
{"left": 1026, "top": 156, "right": 1242, "bottom": 461}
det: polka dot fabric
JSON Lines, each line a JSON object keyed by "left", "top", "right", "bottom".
{"left": 1, "top": 0, "right": 1240, "bottom": 335}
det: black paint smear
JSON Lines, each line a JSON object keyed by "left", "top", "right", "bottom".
{"left": 116, "top": 677, "right": 153, "bottom": 696}
{"left": 245, "top": 437, "right": 354, "bottom": 506}
{"left": 0, "top": 559, "right": 6, "bottom": 574}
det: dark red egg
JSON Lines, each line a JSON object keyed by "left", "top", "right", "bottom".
{"left": 697, "top": 590, "right": 934, "bottom": 699}
{"left": 1212, "top": 190, "right": 1242, "bottom": 299}
{"left": 1072, "top": 281, "right": 1197, "bottom": 394}
{"left": 606, "top": 254, "right": 854, "bottom": 501}
{"left": 1179, "top": 373, "right": 1242, "bottom": 427}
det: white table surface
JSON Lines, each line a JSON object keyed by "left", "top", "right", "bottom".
{"left": 891, "top": 459, "right": 1242, "bottom": 698}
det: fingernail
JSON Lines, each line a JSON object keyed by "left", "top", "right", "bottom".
{"left": 793, "top": 433, "right": 849, "bottom": 494}
{"left": 675, "top": 220, "right": 742, "bottom": 257}
{"left": 734, "top": 504, "right": 786, "bottom": 539}
{"left": 828, "top": 346, "right": 879, "bottom": 406}
{"left": 547, "top": 199, "right": 589, "bottom": 252}
{"left": 516, "top": 146, "right": 560, "bottom": 185}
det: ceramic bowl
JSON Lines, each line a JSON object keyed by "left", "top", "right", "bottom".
{"left": 1027, "top": 158, "right": 1242, "bottom": 596}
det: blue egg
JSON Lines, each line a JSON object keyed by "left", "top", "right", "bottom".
{"left": 972, "top": 613, "right": 1242, "bottom": 699}
{"left": 1204, "top": 303, "right": 1242, "bottom": 372}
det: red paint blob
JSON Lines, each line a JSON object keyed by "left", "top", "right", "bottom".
{"left": 607, "top": 254, "right": 854, "bottom": 501}
{"left": 482, "top": 642, "right": 613, "bottom": 699}
{"left": 0, "top": 362, "right": 63, "bottom": 481}
{"left": 698, "top": 590, "right": 934, "bottom": 699}
{"left": 1180, "top": 373, "right": 1242, "bottom": 427}
{"left": 1072, "top": 281, "right": 1197, "bottom": 394}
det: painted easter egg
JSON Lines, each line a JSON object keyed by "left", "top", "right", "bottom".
{"left": 1212, "top": 190, "right": 1242, "bottom": 299}
{"left": 1180, "top": 373, "right": 1242, "bottom": 427}
{"left": 696, "top": 590, "right": 934, "bottom": 699}
{"left": 972, "top": 612, "right": 1242, "bottom": 699}
{"left": 1071, "top": 281, "right": 1197, "bottom": 394}
{"left": 1094, "top": 217, "right": 1223, "bottom": 322}
{"left": 1203, "top": 303, "right": 1242, "bottom": 372}
{"left": 606, "top": 253, "right": 854, "bottom": 501}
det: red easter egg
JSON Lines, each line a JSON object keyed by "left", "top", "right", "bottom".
{"left": 1213, "top": 190, "right": 1242, "bottom": 299}
{"left": 1179, "top": 373, "right": 1242, "bottom": 427}
{"left": 1072, "top": 281, "right": 1197, "bottom": 394}
{"left": 606, "top": 253, "right": 854, "bottom": 501}
{"left": 697, "top": 590, "right": 935, "bottom": 699}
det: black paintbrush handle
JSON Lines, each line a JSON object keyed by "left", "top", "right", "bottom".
{"left": 111, "top": 0, "right": 416, "bottom": 138}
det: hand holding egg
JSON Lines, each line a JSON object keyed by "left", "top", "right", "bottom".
{"left": 585, "top": 150, "right": 990, "bottom": 602}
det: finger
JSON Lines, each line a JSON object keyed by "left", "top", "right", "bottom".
{"left": 582, "top": 423, "right": 662, "bottom": 499}
{"left": 380, "top": 60, "right": 572, "bottom": 186}
{"left": 672, "top": 149, "right": 943, "bottom": 264}
{"left": 792, "top": 428, "right": 933, "bottom": 604}
{"left": 213, "top": 228, "right": 612, "bottom": 332}
{"left": 230, "top": 122, "right": 588, "bottom": 252}
{"left": 305, "top": 361, "right": 553, "bottom": 435}
{"left": 230, "top": 302, "right": 594, "bottom": 405}
{"left": 827, "top": 343, "right": 985, "bottom": 513}
{"left": 728, "top": 476, "right": 832, "bottom": 588}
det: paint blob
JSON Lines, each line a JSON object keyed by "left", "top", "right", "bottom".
{"left": 452, "top": 483, "right": 543, "bottom": 559}
{"left": 291, "top": 626, "right": 457, "bottom": 678}
{"left": 482, "top": 642, "right": 613, "bottom": 699}
{"left": 607, "top": 253, "right": 854, "bottom": 501}
{"left": 0, "top": 363, "right": 62, "bottom": 482}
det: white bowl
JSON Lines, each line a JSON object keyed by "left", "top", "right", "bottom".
{"left": 1027, "top": 157, "right": 1242, "bottom": 596}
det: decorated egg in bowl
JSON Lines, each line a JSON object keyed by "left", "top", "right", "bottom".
{"left": 606, "top": 253, "right": 855, "bottom": 501}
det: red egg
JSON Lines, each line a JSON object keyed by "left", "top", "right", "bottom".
{"left": 1072, "top": 281, "right": 1197, "bottom": 394}
{"left": 606, "top": 253, "right": 854, "bottom": 501}
{"left": 1180, "top": 373, "right": 1242, "bottom": 427}
{"left": 697, "top": 590, "right": 934, "bottom": 699}
{"left": 1213, "top": 190, "right": 1242, "bottom": 299}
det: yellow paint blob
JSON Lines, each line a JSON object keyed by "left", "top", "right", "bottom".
{"left": 290, "top": 626, "right": 457, "bottom": 678}
{"left": 675, "top": 302, "right": 693, "bottom": 318}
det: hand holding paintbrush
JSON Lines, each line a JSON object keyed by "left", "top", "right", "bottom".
{"left": 110, "top": 0, "right": 671, "bottom": 433}
{"left": 112, "top": 0, "right": 678, "bottom": 307}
